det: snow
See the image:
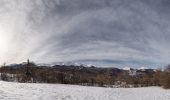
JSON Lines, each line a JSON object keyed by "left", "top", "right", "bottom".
{"left": 139, "top": 67, "right": 148, "bottom": 70}
{"left": 0, "top": 81, "right": 169, "bottom": 100}
{"left": 123, "top": 67, "right": 131, "bottom": 70}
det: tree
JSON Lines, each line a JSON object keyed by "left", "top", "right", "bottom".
{"left": 160, "top": 65, "right": 170, "bottom": 89}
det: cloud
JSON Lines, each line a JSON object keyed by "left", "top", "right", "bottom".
{"left": 0, "top": 0, "right": 169, "bottom": 68}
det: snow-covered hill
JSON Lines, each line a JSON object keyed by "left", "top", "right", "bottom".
{"left": 0, "top": 81, "right": 169, "bottom": 100}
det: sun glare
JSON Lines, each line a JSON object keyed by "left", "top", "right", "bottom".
{"left": 0, "top": 27, "right": 9, "bottom": 53}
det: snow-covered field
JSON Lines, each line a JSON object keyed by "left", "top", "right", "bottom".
{"left": 0, "top": 81, "right": 169, "bottom": 100}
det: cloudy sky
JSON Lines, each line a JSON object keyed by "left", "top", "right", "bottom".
{"left": 0, "top": 0, "right": 170, "bottom": 68}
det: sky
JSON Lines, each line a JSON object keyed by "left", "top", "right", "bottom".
{"left": 0, "top": 0, "right": 170, "bottom": 68}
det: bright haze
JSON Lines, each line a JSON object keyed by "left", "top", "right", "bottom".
{"left": 0, "top": 0, "right": 169, "bottom": 68}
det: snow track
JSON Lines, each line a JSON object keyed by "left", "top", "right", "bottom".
{"left": 0, "top": 81, "right": 169, "bottom": 100}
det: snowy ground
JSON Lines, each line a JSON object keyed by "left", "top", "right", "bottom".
{"left": 0, "top": 81, "right": 169, "bottom": 100}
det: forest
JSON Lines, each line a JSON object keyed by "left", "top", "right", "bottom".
{"left": 0, "top": 61, "right": 169, "bottom": 89}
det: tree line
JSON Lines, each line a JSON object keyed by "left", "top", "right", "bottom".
{"left": 0, "top": 61, "right": 169, "bottom": 89}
